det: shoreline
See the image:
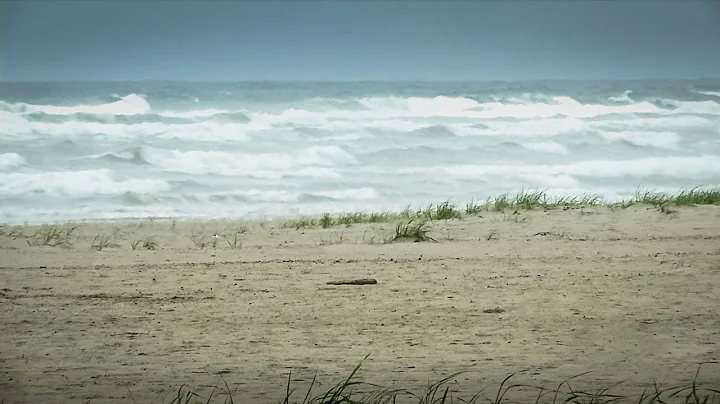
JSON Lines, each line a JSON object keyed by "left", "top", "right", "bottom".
{"left": 3, "top": 187, "right": 719, "bottom": 228}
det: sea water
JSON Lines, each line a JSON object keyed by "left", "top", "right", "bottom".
{"left": 1, "top": 80, "right": 719, "bottom": 224}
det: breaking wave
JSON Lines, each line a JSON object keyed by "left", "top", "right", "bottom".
{"left": 0, "top": 168, "right": 170, "bottom": 198}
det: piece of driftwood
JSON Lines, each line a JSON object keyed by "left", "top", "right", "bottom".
{"left": 326, "top": 278, "right": 378, "bottom": 286}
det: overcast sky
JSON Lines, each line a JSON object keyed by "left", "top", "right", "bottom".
{"left": 2, "top": 0, "right": 719, "bottom": 81}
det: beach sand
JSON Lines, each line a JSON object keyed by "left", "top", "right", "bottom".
{"left": 1, "top": 205, "right": 719, "bottom": 403}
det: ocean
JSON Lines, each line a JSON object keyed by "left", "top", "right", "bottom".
{"left": 1, "top": 80, "right": 719, "bottom": 225}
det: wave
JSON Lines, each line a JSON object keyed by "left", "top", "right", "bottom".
{"left": 0, "top": 118, "right": 252, "bottom": 142}
{"left": 24, "top": 111, "right": 193, "bottom": 125}
{"left": 453, "top": 117, "right": 588, "bottom": 137}
{"left": 159, "top": 110, "right": 251, "bottom": 123}
{"left": 84, "top": 147, "right": 150, "bottom": 165}
{"left": 399, "top": 156, "right": 720, "bottom": 186}
{"left": 2, "top": 94, "right": 151, "bottom": 116}
{"left": 518, "top": 141, "right": 570, "bottom": 155}
{"left": 608, "top": 90, "right": 634, "bottom": 103}
{"left": 357, "top": 95, "right": 663, "bottom": 119}
{"left": 693, "top": 90, "right": 720, "bottom": 98}
{"left": 0, "top": 153, "right": 26, "bottom": 171}
{"left": 0, "top": 168, "right": 170, "bottom": 197}
{"left": 656, "top": 99, "right": 720, "bottom": 115}
{"left": 596, "top": 131, "right": 680, "bottom": 149}
{"left": 208, "top": 187, "right": 380, "bottom": 203}
{"left": 13, "top": 109, "right": 251, "bottom": 127}
{"left": 407, "top": 124, "right": 457, "bottom": 138}
{"left": 141, "top": 145, "right": 358, "bottom": 178}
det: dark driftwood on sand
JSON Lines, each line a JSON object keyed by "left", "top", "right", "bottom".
{"left": 326, "top": 278, "right": 378, "bottom": 285}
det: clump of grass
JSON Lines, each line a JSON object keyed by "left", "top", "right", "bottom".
{"left": 190, "top": 231, "right": 209, "bottom": 249}
{"left": 465, "top": 198, "right": 486, "bottom": 215}
{"left": 387, "top": 219, "right": 435, "bottom": 243}
{"left": 91, "top": 234, "right": 117, "bottom": 251}
{"left": 368, "top": 211, "right": 392, "bottom": 223}
{"left": 27, "top": 223, "right": 77, "bottom": 247}
{"left": 673, "top": 187, "right": 720, "bottom": 205}
{"left": 283, "top": 216, "right": 318, "bottom": 230}
{"left": 336, "top": 212, "right": 380, "bottom": 227}
{"left": 400, "top": 204, "right": 417, "bottom": 219}
{"left": 225, "top": 231, "right": 243, "bottom": 249}
{"left": 131, "top": 237, "right": 157, "bottom": 250}
{"left": 424, "top": 200, "right": 463, "bottom": 221}
{"left": 631, "top": 189, "right": 672, "bottom": 206}
{"left": 485, "top": 229, "right": 498, "bottom": 241}
{"left": 320, "top": 213, "right": 335, "bottom": 229}
{"left": 513, "top": 189, "right": 549, "bottom": 210}
{"left": 555, "top": 193, "right": 603, "bottom": 206}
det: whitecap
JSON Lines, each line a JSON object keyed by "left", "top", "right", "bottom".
{"left": 0, "top": 168, "right": 170, "bottom": 197}
{"left": 0, "top": 153, "right": 26, "bottom": 171}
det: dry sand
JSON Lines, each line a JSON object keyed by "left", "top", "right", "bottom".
{"left": 1, "top": 205, "right": 719, "bottom": 403}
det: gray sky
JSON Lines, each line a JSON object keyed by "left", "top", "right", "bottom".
{"left": 2, "top": 0, "right": 719, "bottom": 81}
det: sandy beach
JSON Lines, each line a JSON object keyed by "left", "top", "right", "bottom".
{"left": 1, "top": 205, "right": 719, "bottom": 403}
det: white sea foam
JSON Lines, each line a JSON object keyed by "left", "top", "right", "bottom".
{"left": 0, "top": 119, "right": 252, "bottom": 142}
{"left": 399, "top": 155, "right": 720, "bottom": 182}
{"left": 143, "top": 145, "right": 356, "bottom": 178}
{"left": 453, "top": 118, "right": 589, "bottom": 137}
{"left": 160, "top": 108, "right": 232, "bottom": 118}
{"left": 0, "top": 153, "right": 26, "bottom": 170}
{"left": 17, "top": 94, "right": 150, "bottom": 116}
{"left": 597, "top": 131, "right": 681, "bottom": 149}
{"left": 520, "top": 142, "right": 570, "bottom": 155}
{"left": 312, "top": 187, "right": 380, "bottom": 200}
{"left": 693, "top": 90, "right": 720, "bottom": 98}
{"left": 210, "top": 187, "right": 379, "bottom": 203}
{"left": 608, "top": 90, "right": 634, "bottom": 103}
{"left": 660, "top": 99, "right": 720, "bottom": 115}
{"left": 0, "top": 169, "right": 170, "bottom": 197}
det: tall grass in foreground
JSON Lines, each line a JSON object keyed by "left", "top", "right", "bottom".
{"left": 110, "top": 360, "right": 720, "bottom": 404}
{"left": 281, "top": 187, "right": 720, "bottom": 230}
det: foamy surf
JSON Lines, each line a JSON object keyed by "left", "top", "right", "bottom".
{"left": 0, "top": 80, "right": 719, "bottom": 224}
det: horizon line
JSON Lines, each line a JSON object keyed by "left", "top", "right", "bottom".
{"left": 2, "top": 77, "right": 720, "bottom": 85}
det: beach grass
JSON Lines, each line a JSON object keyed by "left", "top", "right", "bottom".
{"left": 388, "top": 219, "right": 435, "bottom": 243}
{"left": 131, "top": 236, "right": 157, "bottom": 250}
{"left": 279, "top": 187, "right": 720, "bottom": 230}
{"left": 113, "top": 360, "right": 720, "bottom": 404}
{"left": 25, "top": 222, "right": 77, "bottom": 247}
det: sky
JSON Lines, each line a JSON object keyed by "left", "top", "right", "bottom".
{"left": 1, "top": 0, "right": 719, "bottom": 82}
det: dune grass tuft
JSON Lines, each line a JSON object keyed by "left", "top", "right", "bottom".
{"left": 26, "top": 223, "right": 77, "bottom": 247}
{"left": 131, "top": 236, "right": 157, "bottom": 250}
{"left": 91, "top": 234, "right": 116, "bottom": 251}
{"left": 424, "top": 200, "right": 464, "bottom": 221}
{"left": 388, "top": 219, "right": 435, "bottom": 243}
